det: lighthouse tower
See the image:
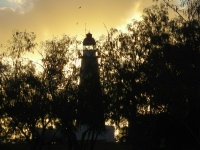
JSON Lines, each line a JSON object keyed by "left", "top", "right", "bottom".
{"left": 78, "top": 33, "right": 104, "bottom": 128}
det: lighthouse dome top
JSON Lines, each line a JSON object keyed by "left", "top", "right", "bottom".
{"left": 83, "top": 32, "right": 96, "bottom": 46}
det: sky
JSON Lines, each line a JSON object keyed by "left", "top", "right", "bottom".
{"left": 0, "top": 0, "right": 182, "bottom": 52}
{"left": 0, "top": 0, "right": 160, "bottom": 46}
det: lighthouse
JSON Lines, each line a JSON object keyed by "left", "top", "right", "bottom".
{"left": 78, "top": 32, "right": 104, "bottom": 128}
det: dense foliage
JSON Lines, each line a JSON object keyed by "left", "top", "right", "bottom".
{"left": 99, "top": 2, "right": 200, "bottom": 149}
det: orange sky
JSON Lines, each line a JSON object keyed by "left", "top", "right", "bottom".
{"left": 0, "top": 0, "right": 158, "bottom": 47}
{"left": 0, "top": 0, "right": 182, "bottom": 52}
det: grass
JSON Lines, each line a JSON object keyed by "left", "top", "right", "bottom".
{"left": 94, "top": 142, "right": 132, "bottom": 150}
{"left": 1, "top": 142, "right": 132, "bottom": 150}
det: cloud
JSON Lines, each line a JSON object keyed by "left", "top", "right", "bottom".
{"left": 0, "top": 6, "right": 15, "bottom": 12}
{"left": 0, "top": 0, "right": 36, "bottom": 14}
{"left": 8, "top": 0, "right": 25, "bottom": 5}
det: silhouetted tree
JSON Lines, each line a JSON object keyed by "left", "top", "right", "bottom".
{"left": 1, "top": 32, "right": 81, "bottom": 150}
{"left": 157, "top": 0, "right": 200, "bottom": 21}
{"left": 99, "top": 20, "right": 151, "bottom": 146}
{"left": 141, "top": 3, "right": 200, "bottom": 149}
{"left": 39, "top": 35, "right": 80, "bottom": 150}
{"left": 0, "top": 53, "right": 11, "bottom": 145}
{"left": 100, "top": 3, "right": 200, "bottom": 149}
{"left": 2, "top": 31, "right": 47, "bottom": 150}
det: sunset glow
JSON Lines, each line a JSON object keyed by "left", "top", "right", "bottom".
{"left": 0, "top": 0, "right": 156, "bottom": 51}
